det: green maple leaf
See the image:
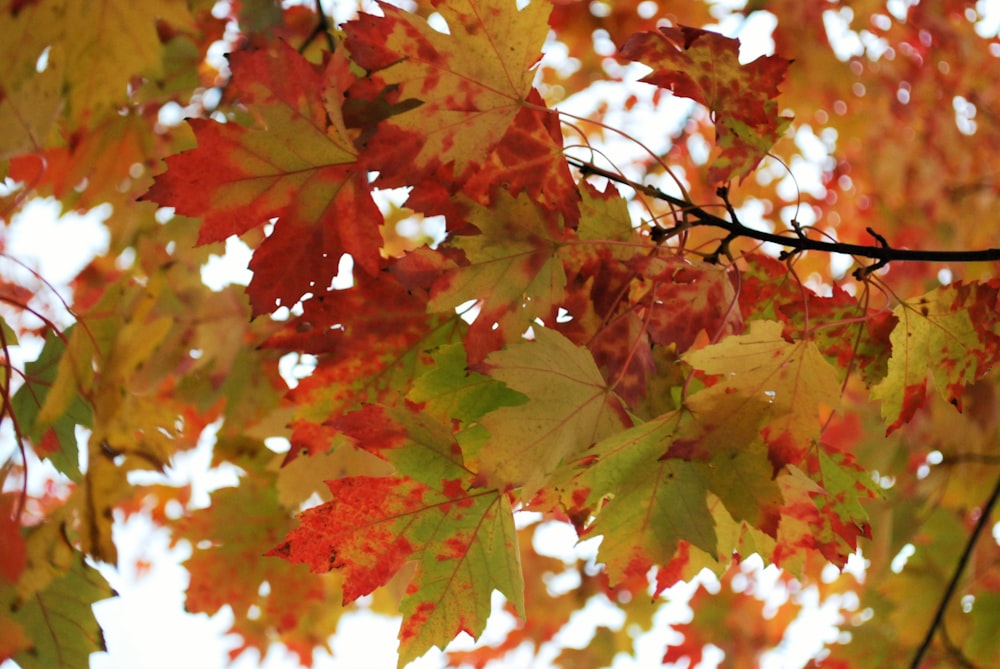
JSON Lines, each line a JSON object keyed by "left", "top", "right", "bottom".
{"left": 406, "top": 343, "right": 527, "bottom": 425}
{"left": 576, "top": 415, "right": 719, "bottom": 583}
{"left": 585, "top": 386, "right": 780, "bottom": 527}
{"left": 7, "top": 556, "right": 112, "bottom": 669}
{"left": 872, "top": 282, "right": 1000, "bottom": 433}
{"left": 472, "top": 327, "right": 629, "bottom": 496}
{"left": 428, "top": 191, "right": 569, "bottom": 352}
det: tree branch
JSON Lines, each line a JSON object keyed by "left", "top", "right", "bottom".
{"left": 299, "top": 0, "right": 336, "bottom": 53}
{"left": 909, "top": 476, "right": 1000, "bottom": 669}
{"left": 568, "top": 157, "right": 1000, "bottom": 273}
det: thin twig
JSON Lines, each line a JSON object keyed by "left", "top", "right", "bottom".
{"left": 909, "top": 476, "right": 1000, "bottom": 669}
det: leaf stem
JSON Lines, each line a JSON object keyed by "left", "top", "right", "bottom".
{"left": 909, "top": 475, "right": 1000, "bottom": 669}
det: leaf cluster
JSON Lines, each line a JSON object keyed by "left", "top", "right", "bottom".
{"left": 2, "top": 1, "right": 1000, "bottom": 668}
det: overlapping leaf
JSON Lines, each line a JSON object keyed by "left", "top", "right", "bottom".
{"left": 334, "top": 403, "right": 470, "bottom": 487}
{"left": 344, "top": 0, "right": 550, "bottom": 185}
{"left": 273, "top": 399, "right": 527, "bottom": 665}
{"left": 662, "top": 564, "right": 802, "bottom": 665}
{"left": 462, "top": 88, "right": 579, "bottom": 225}
{"left": 630, "top": 253, "right": 742, "bottom": 351}
{"left": 175, "top": 464, "right": 341, "bottom": 665}
{"left": 143, "top": 42, "right": 382, "bottom": 315}
{"left": 740, "top": 254, "right": 894, "bottom": 387}
{"left": 5, "top": 554, "right": 112, "bottom": 669}
{"left": 406, "top": 343, "right": 527, "bottom": 425}
{"left": 621, "top": 25, "right": 792, "bottom": 182}
{"left": 427, "top": 191, "right": 570, "bottom": 357}
{"left": 573, "top": 377, "right": 788, "bottom": 578}
{"left": 10, "top": 329, "right": 92, "bottom": 482}
{"left": 872, "top": 282, "right": 1000, "bottom": 432}
{"left": 269, "top": 476, "right": 522, "bottom": 667}
{"left": 1, "top": 0, "right": 194, "bottom": 126}
{"left": 574, "top": 414, "right": 721, "bottom": 584}
{"left": 473, "top": 328, "right": 630, "bottom": 496}
{"left": 684, "top": 320, "right": 842, "bottom": 469}
{"left": 269, "top": 271, "right": 464, "bottom": 461}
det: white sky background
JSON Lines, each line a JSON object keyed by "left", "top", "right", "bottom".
{"left": 10, "top": 0, "right": 1000, "bottom": 667}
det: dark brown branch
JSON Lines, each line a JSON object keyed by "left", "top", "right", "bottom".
{"left": 568, "top": 157, "right": 1000, "bottom": 269}
{"left": 299, "top": 0, "right": 336, "bottom": 53}
{"left": 909, "top": 476, "right": 1000, "bottom": 669}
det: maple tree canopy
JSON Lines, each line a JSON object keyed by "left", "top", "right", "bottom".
{"left": 3, "top": 1, "right": 1000, "bottom": 668}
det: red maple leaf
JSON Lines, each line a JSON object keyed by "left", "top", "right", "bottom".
{"left": 268, "top": 475, "right": 523, "bottom": 665}
{"left": 621, "top": 25, "right": 792, "bottom": 183}
{"left": 143, "top": 42, "right": 383, "bottom": 315}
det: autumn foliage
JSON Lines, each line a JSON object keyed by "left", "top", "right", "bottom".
{"left": 3, "top": 0, "right": 1000, "bottom": 668}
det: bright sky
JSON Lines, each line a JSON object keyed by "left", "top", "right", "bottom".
{"left": 0, "top": 1, "right": 899, "bottom": 668}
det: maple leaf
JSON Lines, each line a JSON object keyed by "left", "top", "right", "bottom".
{"left": 268, "top": 271, "right": 465, "bottom": 462}
{"left": 343, "top": 0, "right": 550, "bottom": 185}
{"left": 684, "top": 320, "right": 843, "bottom": 470}
{"left": 275, "top": 394, "right": 525, "bottom": 664}
{"left": 175, "top": 465, "right": 340, "bottom": 665}
{"left": 734, "top": 252, "right": 804, "bottom": 323}
{"left": 471, "top": 327, "right": 630, "bottom": 496}
{"left": 334, "top": 403, "right": 471, "bottom": 486}
{"left": 5, "top": 553, "right": 112, "bottom": 669}
{"left": 740, "top": 254, "right": 894, "bottom": 387}
{"left": 0, "top": 53, "right": 61, "bottom": 159}
{"left": 773, "top": 463, "right": 869, "bottom": 570}
{"left": 6, "top": 106, "right": 179, "bottom": 214}
{"left": 572, "top": 377, "right": 789, "bottom": 583}
{"left": 872, "top": 282, "right": 1000, "bottom": 433}
{"left": 1, "top": 0, "right": 194, "bottom": 125}
{"left": 663, "top": 563, "right": 803, "bottom": 665}
{"left": 263, "top": 270, "right": 439, "bottom": 360}
{"left": 10, "top": 328, "right": 93, "bottom": 482}
{"left": 778, "top": 283, "right": 891, "bottom": 382}
{"left": 629, "top": 253, "right": 742, "bottom": 351}
{"left": 462, "top": 88, "right": 580, "bottom": 225}
{"left": 575, "top": 415, "right": 720, "bottom": 585}
{"left": 405, "top": 342, "right": 527, "bottom": 425}
{"left": 427, "top": 191, "right": 570, "bottom": 358}
{"left": 143, "top": 42, "right": 383, "bottom": 315}
{"left": 621, "top": 25, "right": 792, "bottom": 182}
{"left": 555, "top": 181, "right": 659, "bottom": 403}
{"left": 269, "top": 476, "right": 523, "bottom": 667}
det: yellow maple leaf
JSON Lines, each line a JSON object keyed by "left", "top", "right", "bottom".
{"left": 345, "top": 0, "right": 550, "bottom": 183}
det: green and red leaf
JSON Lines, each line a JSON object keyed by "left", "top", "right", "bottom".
{"left": 621, "top": 25, "right": 792, "bottom": 182}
